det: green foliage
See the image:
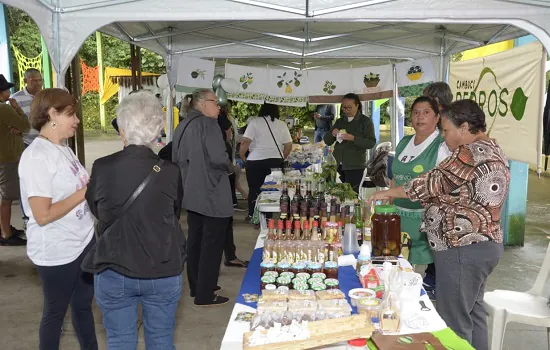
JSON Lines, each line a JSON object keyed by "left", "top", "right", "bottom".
{"left": 230, "top": 101, "right": 316, "bottom": 129}
{"left": 379, "top": 97, "right": 417, "bottom": 126}
{"left": 6, "top": 6, "right": 165, "bottom": 130}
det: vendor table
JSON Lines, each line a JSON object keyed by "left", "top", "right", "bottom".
{"left": 220, "top": 228, "right": 448, "bottom": 350}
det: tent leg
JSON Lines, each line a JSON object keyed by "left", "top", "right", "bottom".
{"left": 71, "top": 55, "right": 86, "bottom": 167}
{"left": 390, "top": 62, "right": 400, "bottom": 150}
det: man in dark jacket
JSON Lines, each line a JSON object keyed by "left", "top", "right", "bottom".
{"left": 172, "top": 88, "right": 233, "bottom": 306}
{"left": 313, "top": 104, "right": 335, "bottom": 143}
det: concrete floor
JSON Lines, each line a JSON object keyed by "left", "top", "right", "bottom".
{"left": 0, "top": 134, "right": 549, "bottom": 349}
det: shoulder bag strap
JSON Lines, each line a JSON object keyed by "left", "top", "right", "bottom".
{"left": 262, "top": 117, "right": 284, "bottom": 160}
{"left": 99, "top": 159, "right": 165, "bottom": 237}
{"left": 175, "top": 116, "right": 200, "bottom": 151}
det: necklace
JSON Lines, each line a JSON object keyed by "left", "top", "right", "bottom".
{"left": 38, "top": 135, "right": 82, "bottom": 177}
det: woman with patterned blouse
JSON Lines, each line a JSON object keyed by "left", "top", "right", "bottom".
{"left": 369, "top": 99, "right": 510, "bottom": 350}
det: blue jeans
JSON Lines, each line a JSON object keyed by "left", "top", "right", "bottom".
{"left": 94, "top": 269, "right": 183, "bottom": 350}
{"left": 314, "top": 129, "right": 328, "bottom": 143}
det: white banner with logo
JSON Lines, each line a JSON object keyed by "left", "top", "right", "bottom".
{"left": 176, "top": 57, "right": 215, "bottom": 89}
{"left": 306, "top": 69, "right": 352, "bottom": 104}
{"left": 449, "top": 42, "right": 545, "bottom": 166}
{"left": 396, "top": 58, "right": 436, "bottom": 87}
{"left": 225, "top": 63, "right": 268, "bottom": 104}
{"left": 266, "top": 69, "right": 308, "bottom": 107}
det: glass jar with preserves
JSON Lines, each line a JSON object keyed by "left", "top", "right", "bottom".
{"left": 307, "top": 262, "right": 323, "bottom": 275}
{"left": 261, "top": 261, "right": 276, "bottom": 276}
{"left": 276, "top": 276, "right": 292, "bottom": 289}
{"left": 261, "top": 276, "right": 276, "bottom": 290}
{"left": 277, "top": 261, "right": 291, "bottom": 274}
{"left": 324, "top": 261, "right": 339, "bottom": 279}
{"left": 371, "top": 205, "right": 401, "bottom": 257}
{"left": 292, "top": 262, "right": 307, "bottom": 275}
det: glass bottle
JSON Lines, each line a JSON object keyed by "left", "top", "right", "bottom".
{"left": 354, "top": 199, "right": 363, "bottom": 246}
{"left": 304, "top": 179, "right": 313, "bottom": 209}
{"left": 263, "top": 219, "right": 275, "bottom": 261}
{"left": 279, "top": 179, "right": 290, "bottom": 223}
{"left": 295, "top": 179, "right": 303, "bottom": 203}
{"left": 320, "top": 201, "right": 328, "bottom": 224}
{"left": 294, "top": 220, "right": 303, "bottom": 262}
{"left": 380, "top": 286, "right": 401, "bottom": 334}
{"left": 371, "top": 205, "right": 401, "bottom": 257}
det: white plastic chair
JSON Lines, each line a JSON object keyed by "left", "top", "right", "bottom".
{"left": 485, "top": 240, "right": 550, "bottom": 350}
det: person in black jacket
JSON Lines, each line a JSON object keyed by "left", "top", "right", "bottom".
{"left": 83, "top": 91, "right": 186, "bottom": 349}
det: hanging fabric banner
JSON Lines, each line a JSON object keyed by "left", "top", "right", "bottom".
{"left": 224, "top": 63, "right": 268, "bottom": 104}
{"left": 176, "top": 57, "right": 215, "bottom": 89}
{"left": 449, "top": 41, "right": 545, "bottom": 166}
{"left": 395, "top": 58, "right": 436, "bottom": 87}
{"left": 351, "top": 64, "right": 394, "bottom": 101}
{"left": 266, "top": 68, "right": 308, "bottom": 107}
{"left": 307, "top": 68, "right": 352, "bottom": 104}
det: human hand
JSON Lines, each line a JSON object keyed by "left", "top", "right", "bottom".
{"left": 341, "top": 133, "right": 355, "bottom": 141}
{"left": 313, "top": 112, "right": 320, "bottom": 119}
{"left": 8, "top": 98, "right": 19, "bottom": 109}
{"left": 332, "top": 128, "right": 340, "bottom": 136}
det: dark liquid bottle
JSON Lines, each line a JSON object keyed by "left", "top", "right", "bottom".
{"left": 280, "top": 180, "right": 290, "bottom": 223}
{"left": 304, "top": 180, "right": 313, "bottom": 209}
{"left": 295, "top": 179, "right": 303, "bottom": 204}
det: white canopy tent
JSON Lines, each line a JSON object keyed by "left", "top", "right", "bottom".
{"left": 3, "top": 0, "right": 549, "bottom": 146}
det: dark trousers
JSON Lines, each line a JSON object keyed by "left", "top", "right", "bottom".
{"left": 229, "top": 172, "right": 237, "bottom": 206}
{"left": 337, "top": 166, "right": 365, "bottom": 193}
{"left": 186, "top": 211, "right": 231, "bottom": 304}
{"left": 425, "top": 263, "right": 436, "bottom": 279}
{"left": 434, "top": 242, "right": 502, "bottom": 350}
{"left": 224, "top": 216, "right": 237, "bottom": 262}
{"left": 35, "top": 240, "right": 97, "bottom": 350}
{"left": 245, "top": 158, "right": 282, "bottom": 217}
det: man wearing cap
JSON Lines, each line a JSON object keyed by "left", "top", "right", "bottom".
{"left": 0, "top": 74, "right": 30, "bottom": 246}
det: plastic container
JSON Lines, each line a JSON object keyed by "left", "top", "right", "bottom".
{"left": 357, "top": 298, "right": 381, "bottom": 320}
{"left": 343, "top": 223, "right": 361, "bottom": 255}
{"left": 371, "top": 205, "right": 401, "bottom": 257}
{"left": 348, "top": 288, "right": 377, "bottom": 307}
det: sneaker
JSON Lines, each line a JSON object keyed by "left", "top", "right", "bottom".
{"left": 194, "top": 294, "right": 229, "bottom": 307}
{"left": 0, "top": 235, "right": 27, "bottom": 246}
{"left": 11, "top": 226, "right": 25, "bottom": 237}
{"left": 190, "top": 286, "right": 221, "bottom": 298}
{"left": 233, "top": 204, "right": 246, "bottom": 212}
{"left": 245, "top": 215, "right": 252, "bottom": 223}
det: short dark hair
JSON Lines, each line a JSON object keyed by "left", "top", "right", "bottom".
{"left": 259, "top": 103, "right": 280, "bottom": 121}
{"left": 423, "top": 82, "right": 453, "bottom": 107}
{"left": 411, "top": 96, "right": 440, "bottom": 116}
{"left": 342, "top": 93, "right": 362, "bottom": 113}
{"left": 30, "top": 88, "right": 77, "bottom": 130}
{"left": 442, "top": 99, "right": 486, "bottom": 134}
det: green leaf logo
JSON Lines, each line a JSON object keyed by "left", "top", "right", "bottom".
{"left": 510, "top": 87, "right": 528, "bottom": 121}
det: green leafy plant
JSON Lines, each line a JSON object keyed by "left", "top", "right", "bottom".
{"left": 323, "top": 80, "right": 336, "bottom": 94}
{"left": 326, "top": 182, "right": 358, "bottom": 202}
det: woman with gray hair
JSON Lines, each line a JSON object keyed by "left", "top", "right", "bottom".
{"left": 83, "top": 91, "right": 187, "bottom": 348}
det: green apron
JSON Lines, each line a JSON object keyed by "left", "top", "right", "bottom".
{"left": 392, "top": 134, "right": 443, "bottom": 265}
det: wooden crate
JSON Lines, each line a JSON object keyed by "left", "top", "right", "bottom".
{"left": 243, "top": 314, "right": 373, "bottom": 350}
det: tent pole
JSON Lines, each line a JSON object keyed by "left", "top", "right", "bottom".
{"left": 96, "top": 31, "right": 106, "bottom": 132}
{"left": 165, "top": 30, "right": 174, "bottom": 143}
{"left": 439, "top": 30, "right": 446, "bottom": 81}
{"left": 390, "top": 62, "right": 399, "bottom": 151}
{"left": 70, "top": 55, "right": 86, "bottom": 166}
{"left": 130, "top": 44, "right": 137, "bottom": 91}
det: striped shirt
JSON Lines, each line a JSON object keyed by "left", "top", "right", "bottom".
{"left": 10, "top": 88, "right": 39, "bottom": 145}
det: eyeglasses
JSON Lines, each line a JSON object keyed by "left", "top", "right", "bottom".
{"left": 342, "top": 106, "right": 355, "bottom": 110}
{"left": 205, "top": 99, "right": 219, "bottom": 106}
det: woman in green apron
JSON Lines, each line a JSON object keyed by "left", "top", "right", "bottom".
{"left": 391, "top": 96, "right": 451, "bottom": 292}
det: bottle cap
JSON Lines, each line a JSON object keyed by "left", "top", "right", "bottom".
{"left": 374, "top": 204, "right": 398, "bottom": 214}
{"left": 313, "top": 221, "right": 319, "bottom": 227}
{"left": 286, "top": 220, "right": 292, "bottom": 228}
{"left": 268, "top": 219, "right": 275, "bottom": 228}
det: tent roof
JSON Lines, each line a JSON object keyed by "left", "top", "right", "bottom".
{"left": 3, "top": 0, "right": 550, "bottom": 74}
{"left": 100, "top": 20, "right": 528, "bottom": 69}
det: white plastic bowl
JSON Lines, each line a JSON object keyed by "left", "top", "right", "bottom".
{"left": 348, "top": 288, "right": 376, "bottom": 307}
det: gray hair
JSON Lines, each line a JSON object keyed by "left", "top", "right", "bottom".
{"left": 191, "top": 88, "right": 213, "bottom": 106}
{"left": 423, "top": 82, "right": 453, "bottom": 107}
{"left": 116, "top": 91, "right": 165, "bottom": 146}
{"left": 24, "top": 68, "right": 41, "bottom": 79}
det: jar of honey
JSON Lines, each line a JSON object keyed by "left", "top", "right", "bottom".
{"left": 371, "top": 205, "right": 401, "bottom": 257}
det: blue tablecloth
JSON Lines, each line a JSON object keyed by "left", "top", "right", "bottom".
{"left": 236, "top": 247, "right": 425, "bottom": 314}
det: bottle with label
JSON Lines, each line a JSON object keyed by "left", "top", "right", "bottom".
{"left": 264, "top": 219, "right": 275, "bottom": 261}
{"left": 334, "top": 222, "right": 344, "bottom": 259}
{"left": 275, "top": 220, "right": 284, "bottom": 263}
{"left": 284, "top": 219, "right": 292, "bottom": 241}
{"left": 314, "top": 178, "right": 324, "bottom": 210}
{"left": 354, "top": 199, "right": 363, "bottom": 246}
{"left": 304, "top": 179, "right": 314, "bottom": 209}
{"left": 279, "top": 180, "right": 290, "bottom": 223}
{"left": 294, "top": 220, "right": 305, "bottom": 262}
{"left": 320, "top": 201, "right": 328, "bottom": 224}
{"left": 295, "top": 179, "right": 303, "bottom": 203}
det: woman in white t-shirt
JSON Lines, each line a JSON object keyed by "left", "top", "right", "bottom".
{"left": 18, "top": 88, "right": 97, "bottom": 349}
{"left": 239, "top": 103, "right": 292, "bottom": 220}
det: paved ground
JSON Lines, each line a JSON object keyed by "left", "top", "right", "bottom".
{"left": 0, "top": 133, "right": 549, "bottom": 349}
